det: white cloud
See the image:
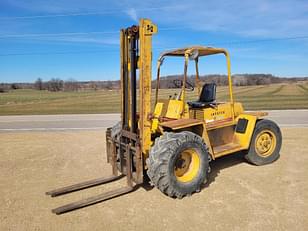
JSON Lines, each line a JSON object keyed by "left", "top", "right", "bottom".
{"left": 56, "top": 36, "right": 118, "bottom": 45}
{"left": 119, "top": 0, "right": 308, "bottom": 38}
{"left": 27, "top": 35, "right": 119, "bottom": 45}
{"left": 4, "top": 0, "right": 110, "bottom": 13}
{"left": 126, "top": 8, "right": 138, "bottom": 22}
{"left": 3, "top": 0, "right": 308, "bottom": 38}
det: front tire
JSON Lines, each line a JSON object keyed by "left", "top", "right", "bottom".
{"left": 146, "top": 131, "right": 210, "bottom": 198}
{"left": 245, "top": 119, "right": 282, "bottom": 165}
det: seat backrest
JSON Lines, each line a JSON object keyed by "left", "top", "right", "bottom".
{"left": 199, "top": 83, "right": 216, "bottom": 103}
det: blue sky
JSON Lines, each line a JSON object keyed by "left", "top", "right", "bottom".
{"left": 0, "top": 0, "right": 308, "bottom": 83}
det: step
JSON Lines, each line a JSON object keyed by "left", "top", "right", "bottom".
{"left": 213, "top": 142, "right": 242, "bottom": 156}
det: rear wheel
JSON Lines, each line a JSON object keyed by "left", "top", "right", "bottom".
{"left": 245, "top": 119, "right": 282, "bottom": 165}
{"left": 146, "top": 131, "right": 210, "bottom": 198}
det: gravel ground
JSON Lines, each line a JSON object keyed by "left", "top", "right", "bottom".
{"left": 0, "top": 128, "right": 307, "bottom": 231}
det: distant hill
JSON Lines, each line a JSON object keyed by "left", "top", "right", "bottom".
{"left": 1, "top": 74, "right": 307, "bottom": 92}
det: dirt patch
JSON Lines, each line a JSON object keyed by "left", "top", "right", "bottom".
{"left": 0, "top": 128, "right": 307, "bottom": 230}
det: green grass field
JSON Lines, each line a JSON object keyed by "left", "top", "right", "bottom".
{"left": 1, "top": 83, "right": 308, "bottom": 115}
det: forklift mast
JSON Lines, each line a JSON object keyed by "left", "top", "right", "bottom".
{"left": 120, "top": 19, "right": 157, "bottom": 154}
{"left": 46, "top": 19, "right": 157, "bottom": 215}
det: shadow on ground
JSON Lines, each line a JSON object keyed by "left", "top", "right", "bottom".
{"left": 204, "top": 151, "right": 247, "bottom": 188}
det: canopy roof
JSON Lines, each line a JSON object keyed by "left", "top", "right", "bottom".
{"left": 159, "top": 46, "right": 228, "bottom": 61}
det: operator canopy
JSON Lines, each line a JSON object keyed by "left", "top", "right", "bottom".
{"left": 158, "top": 46, "right": 228, "bottom": 62}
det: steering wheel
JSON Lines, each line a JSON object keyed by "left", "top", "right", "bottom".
{"left": 173, "top": 79, "right": 194, "bottom": 91}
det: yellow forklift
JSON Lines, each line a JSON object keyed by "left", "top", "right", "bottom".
{"left": 47, "top": 19, "right": 282, "bottom": 214}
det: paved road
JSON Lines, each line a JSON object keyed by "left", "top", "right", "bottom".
{"left": 0, "top": 110, "right": 307, "bottom": 132}
{"left": 0, "top": 114, "right": 120, "bottom": 131}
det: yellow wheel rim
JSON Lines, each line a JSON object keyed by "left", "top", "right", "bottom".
{"left": 174, "top": 148, "right": 200, "bottom": 183}
{"left": 255, "top": 129, "right": 277, "bottom": 157}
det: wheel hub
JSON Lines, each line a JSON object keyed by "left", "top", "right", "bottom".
{"left": 174, "top": 148, "right": 200, "bottom": 183}
{"left": 255, "top": 130, "right": 276, "bottom": 157}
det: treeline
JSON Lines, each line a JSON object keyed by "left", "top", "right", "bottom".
{"left": 154, "top": 74, "right": 308, "bottom": 88}
{"left": 0, "top": 78, "right": 120, "bottom": 92}
{"left": 34, "top": 78, "right": 79, "bottom": 92}
{"left": 0, "top": 74, "right": 307, "bottom": 93}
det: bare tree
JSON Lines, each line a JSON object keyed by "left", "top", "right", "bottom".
{"left": 105, "top": 81, "right": 113, "bottom": 90}
{"left": 47, "top": 78, "right": 64, "bottom": 92}
{"left": 11, "top": 83, "right": 20, "bottom": 90}
{"left": 0, "top": 83, "right": 8, "bottom": 93}
{"left": 64, "top": 78, "right": 79, "bottom": 91}
{"left": 90, "top": 81, "right": 98, "bottom": 91}
{"left": 34, "top": 78, "right": 44, "bottom": 90}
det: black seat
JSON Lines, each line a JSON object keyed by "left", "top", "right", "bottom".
{"left": 187, "top": 83, "right": 216, "bottom": 108}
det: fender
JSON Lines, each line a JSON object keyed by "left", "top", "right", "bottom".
{"left": 159, "top": 118, "right": 215, "bottom": 160}
{"left": 233, "top": 112, "right": 268, "bottom": 149}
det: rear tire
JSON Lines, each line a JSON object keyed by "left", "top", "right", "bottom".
{"left": 146, "top": 131, "right": 210, "bottom": 198}
{"left": 245, "top": 119, "right": 282, "bottom": 165}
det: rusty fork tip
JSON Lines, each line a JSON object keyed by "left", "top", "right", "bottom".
{"left": 51, "top": 209, "right": 62, "bottom": 215}
{"left": 46, "top": 191, "right": 59, "bottom": 197}
{"left": 45, "top": 191, "right": 56, "bottom": 196}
